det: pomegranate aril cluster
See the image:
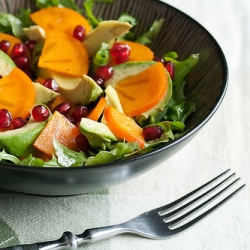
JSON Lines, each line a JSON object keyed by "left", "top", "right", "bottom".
{"left": 93, "top": 65, "right": 114, "bottom": 88}
{"left": 0, "top": 109, "right": 12, "bottom": 128}
{"left": 154, "top": 56, "right": 176, "bottom": 80}
{"left": 72, "top": 105, "right": 89, "bottom": 124}
{"left": 53, "top": 102, "right": 71, "bottom": 115}
{"left": 12, "top": 117, "right": 27, "bottom": 129}
{"left": 75, "top": 134, "right": 93, "bottom": 153}
{"left": 44, "top": 78, "right": 59, "bottom": 92}
{"left": 32, "top": 105, "right": 50, "bottom": 122}
{"left": 143, "top": 125, "right": 164, "bottom": 141}
{"left": 0, "top": 39, "right": 31, "bottom": 72}
{"left": 110, "top": 43, "right": 131, "bottom": 65}
{"left": 73, "top": 25, "right": 86, "bottom": 42}
{"left": 0, "top": 109, "right": 28, "bottom": 130}
{"left": 164, "top": 61, "right": 175, "bottom": 80}
{"left": 0, "top": 40, "right": 11, "bottom": 53}
{"left": 25, "top": 40, "right": 37, "bottom": 52}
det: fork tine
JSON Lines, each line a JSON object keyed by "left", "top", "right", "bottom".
{"left": 170, "top": 183, "right": 245, "bottom": 234}
{"left": 168, "top": 178, "right": 244, "bottom": 227}
{"left": 158, "top": 169, "right": 231, "bottom": 212}
{"left": 159, "top": 172, "right": 236, "bottom": 218}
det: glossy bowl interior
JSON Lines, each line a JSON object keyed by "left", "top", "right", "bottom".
{"left": 0, "top": 0, "right": 228, "bottom": 195}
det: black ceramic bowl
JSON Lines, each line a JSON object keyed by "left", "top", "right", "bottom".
{"left": 0, "top": 0, "right": 228, "bottom": 195}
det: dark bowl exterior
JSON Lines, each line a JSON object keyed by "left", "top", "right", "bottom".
{"left": 0, "top": 0, "right": 228, "bottom": 195}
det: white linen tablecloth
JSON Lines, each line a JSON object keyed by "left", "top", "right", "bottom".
{"left": 0, "top": 0, "right": 249, "bottom": 249}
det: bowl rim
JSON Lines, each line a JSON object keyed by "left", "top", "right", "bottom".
{"left": 0, "top": 0, "right": 228, "bottom": 172}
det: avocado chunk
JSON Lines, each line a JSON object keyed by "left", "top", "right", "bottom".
{"left": 33, "top": 82, "right": 59, "bottom": 104}
{"left": 37, "top": 68, "right": 103, "bottom": 105}
{"left": 105, "top": 85, "right": 124, "bottom": 113}
{"left": 83, "top": 21, "right": 132, "bottom": 58}
{"left": 104, "top": 61, "right": 156, "bottom": 88}
{"left": 79, "top": 118, "right": 117, "bottom": 150}
{"left": 23, "top": 25, "right": 46, "bottom": 43}
{"left": 0, "top": 119, "right": 47, "bottom": 156}
{"left": 0, "top": 50, "right": 16, "bottom": 77}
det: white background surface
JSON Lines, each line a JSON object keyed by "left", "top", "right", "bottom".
{"left": 0, "top": 0, "right": 249, "bottom": 249}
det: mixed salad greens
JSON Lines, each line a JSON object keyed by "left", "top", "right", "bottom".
{"left": 0, "top": 0, "right": 198, "bottom": 167}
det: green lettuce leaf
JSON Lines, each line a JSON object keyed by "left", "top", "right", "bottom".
{"left": 164, "top": 53, "right": 198, "bottom": 123}
{"left": 0, "top": 12, "right": 26, "bottom": 39}
{"left": 15, "top": 7, "right": 34, "bottom": 28}
{"left": 53, "top": 140, "right": 87, "bottom": 167}
{"left": 85, "top": 141, "right": 139, "bottom": 165}
{"left": 164, "top": 53, "right": 199, "bottom": 87}
{"left": 136, "top": 18, "right": 164, "bottom": 45}
{"left": 84, "top": 0, "right": 113, "bottom": 28}
{"left": 19, "top": 154, "right": 44, "bottom": 166}
{"left": 0, "top": 149, "right": 20, "bottom": 164}
{"left": 117, "top": 13, "right": 138, "bottom": 41}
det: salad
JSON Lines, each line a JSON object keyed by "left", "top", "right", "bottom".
{"left": 0, "top": 0, "right": 198, "bottom": 167}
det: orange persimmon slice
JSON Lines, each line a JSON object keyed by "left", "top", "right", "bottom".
{"left": 104, "top": 106, "right": 145, "bottom": 148}
{"left": 0, "top": 67, "right": 36, "bottom": 119}
{"left": 33, "top": 111, "right": 81, "bottom": 156}
{"left": 34, "top": 77, "right": 45, "bottom": 85}
{"left": 38, "top": 30, "right": 89, "bottom": 77}
{"left": 30, "top": 7, "right": 92, "bottom": 36}
{"left": 115, "top": 62, "right": 168, "bottom": 117}
{"left": 87, "top": 97, "right": 107, "bottom": 121}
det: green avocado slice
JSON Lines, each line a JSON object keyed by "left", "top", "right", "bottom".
{"left": 0, "top": 119, "right": 47, "bottom": 156}
{"left": 79, "top": 118, "right": 117, "bottom": 150}
{"left": 0, "top": 50, "right": 16, "bottom": 77}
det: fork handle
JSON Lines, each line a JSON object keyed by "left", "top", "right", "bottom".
{"left": 2, "top": 224, "right": 128, "bottom": 250}
{"left": 2, "top": 231, "right": 78, "bottom": 250}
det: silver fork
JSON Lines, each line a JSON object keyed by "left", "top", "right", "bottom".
{"left": 2, "top": 169, "right": 245, "bottom": 250}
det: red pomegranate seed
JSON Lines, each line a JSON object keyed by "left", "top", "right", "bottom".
{"left": 110, "top": 43, "right": 130, "bottom": 65}
{"left": 44, "top": 78, "right": 59, "bottom": 92}
{"left": 92, "top": 75, "right": 104, "bottom": 87}
{"left": 64, "top": 114, "right": 74, "bottom": 124}
{"left": 73, "top": 25, "right": 86, "bottom": 42}
{"left": 143, "top": 126, "right": 164, "bottom": 141}
{"left": 0, "top": 40, "right": 11, "bottom": 53}
{"left": 75, "top": 134, "right": 92, "bottom": 153}
{"left": 164, "top": 61, "right": 175, "bottom": 80}
{"left": 11, "top": 43, "right": 27, "bottom": 58}
{"left": 153, "top": 56, "right": 164, "bottom": 63}
{"left": 32, "top": 105, "right": 50, "bottom": 122}
{"left": 95, "top": 65, "right": 114, "bottom": 81}
{"left": 72, "top": 106, "right": 88, "bottom": 123}
{"left": 0, "top": 109, "right": 12, "bottom": 128}
{"left": 24, "top": 40, "right": 37, "bottom": 52}
{"left": 13, "top": 56, "right": 29, "bottom": 70}
{"left": 53, "top": 102, "right": 71, "bottom": 115}
{"left": 12, "top": 117, "right": 27, "bottom": 129}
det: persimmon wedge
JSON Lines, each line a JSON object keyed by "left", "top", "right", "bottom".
{"left": 115, "top": 62, "right": 168, "bottom": 117}
{"left": 33, "top": 111, "right": 81, "bottom": 156}
{"left": 104, "top": 106, "right": 145, "bottom": 149}
{"left": 87, "top": 97, "right": 107, "bottom": 121}
{"left": 0, "top": 67, "right": 36, "bottom": 119}
{"left": 38, "top": 30, "right": 89, "bottom": 77}
{"left": 30, "top": 7, "right": 92, "bottom": 36}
